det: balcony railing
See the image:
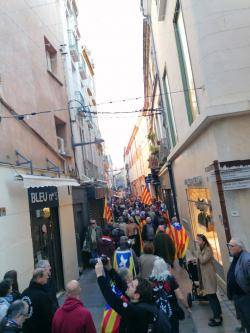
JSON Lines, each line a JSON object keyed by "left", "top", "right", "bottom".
{"left": 75, "top": 91, "right": 85, "bottom": 113}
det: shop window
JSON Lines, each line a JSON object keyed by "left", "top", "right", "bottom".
{"left": 186, "top": 188, "right": 222, "bottom": 265}
{"left": 173, "top": 1, "right": 199, "bottom": 124}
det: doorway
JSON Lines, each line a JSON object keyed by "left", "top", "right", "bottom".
{"left": 30, "top": 207, "right": 64, "bottom": 291}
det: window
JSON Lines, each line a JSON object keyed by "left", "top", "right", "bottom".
{"left": 44, "top": 37, "right": 58, "bottom": 75}
{"left": 187, "top": 188, "right": 222, "bottom": 268}
{"left": 174, "top": 1, "right": 198, "bottom": 124}
{"left": 162, "top": 70, "right": 177, "bottom": 147}
{"left": 54, "top": 116, "right": 67, "bottom": 155}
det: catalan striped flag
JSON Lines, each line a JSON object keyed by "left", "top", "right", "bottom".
{"left": 141, "top": 184, "right": 152, "bottom": 205}
{"left": 166, "top": 222, "right": 189, "bottom": 259}
{"left": 101, "top": 284, "right": 125, "bottom": 333}
{"left": 101, "top": 305, "right": 121, "bottom": 333}
{"left": 103, "top": 196, "right": 112, "bottom": 223}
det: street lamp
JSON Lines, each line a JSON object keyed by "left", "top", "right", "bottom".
{"left": 73, "top": 138, "right": 104, "bottom": 147}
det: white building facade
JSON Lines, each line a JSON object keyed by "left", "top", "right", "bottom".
{"left": 142, "top": 0, "right": 250, "bottom": 285}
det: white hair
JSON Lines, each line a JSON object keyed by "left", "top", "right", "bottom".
{"left": 230, "top": 238, "right": 246, "bottom": 250}
{"left": 36, "top": 259, "right": 50, "bottom": 269}
{"left": 151, "top": 257, "right": 171, "bottom": 280}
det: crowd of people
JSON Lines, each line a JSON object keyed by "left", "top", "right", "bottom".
{"left": 0, "top": 197, "right": 249, "bottom": 333}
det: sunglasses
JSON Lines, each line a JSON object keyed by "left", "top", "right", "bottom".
{"left": 227, "top": 243, "right": 237, "bottom": 248}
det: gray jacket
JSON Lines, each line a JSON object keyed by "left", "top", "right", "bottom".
{"left": 0, "top": 297, "right": 10, "bottom": 322}
{"left": 235, "top": 251, "right": 250, "bottom": 294}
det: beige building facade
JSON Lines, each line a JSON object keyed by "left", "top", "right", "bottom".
{"left": 142, "top": 0, "right": 250, "bottom": 283}
{"left": 0, "top": 1, "right": 79, "bottom": 290}
{"left": 124, "top": 116, "right": 151, "bottom": 197}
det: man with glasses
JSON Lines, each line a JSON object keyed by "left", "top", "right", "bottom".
{"left": 82, "top": 219, "right": 102, "bottom": 261}
{"left": 227, "top": 238, "right": 250, "bottom": 332}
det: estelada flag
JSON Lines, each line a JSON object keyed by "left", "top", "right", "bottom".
{"left": 101, "top": 284, "right": 126, "bottom": 333}
{"left": 103, "top": 196, "right": 112, "bottom": 223}
{"left": 113, "top": 249, "right": 136, "bottom": 278}
{"left": 166, "top": 222, "right": 189, "bottom": 259}
{"left": 141, "top": 184, "right": 152, "bottom": 205}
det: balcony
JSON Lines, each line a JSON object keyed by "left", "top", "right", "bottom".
{"left": 68, "top": 30, "right": 79, "bottom": 62}
{"left": 158, "top": 137, "right": 170, "bottom": 165}
{"left": 79, "top": 60, "right": 87, "bottom": 80}
{"left": 75, "top": 91, "right": 85, "bottom": 113}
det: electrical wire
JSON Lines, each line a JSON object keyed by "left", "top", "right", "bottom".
{"left": 0, "top": 86, "right": 203, "bottom": 120}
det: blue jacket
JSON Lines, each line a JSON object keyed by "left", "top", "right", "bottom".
{"left": 235, "top": 251, "right": 250, "bottom": 294}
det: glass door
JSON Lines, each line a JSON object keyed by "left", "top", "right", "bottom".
{"left": 30, "top": 207, "right": 64, "bottom": 291}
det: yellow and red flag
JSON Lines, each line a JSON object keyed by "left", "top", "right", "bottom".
{"left": 103, "top": 196, "right": 112, "bottom": 223}
{"left": 166, "top": 222, "right": 189, "bottom": 259}
{"left": 101, "top": 306, "right": 120, "bottom": 333}
{"left": 141, "top": 184, "right": 152, "bottom": 205}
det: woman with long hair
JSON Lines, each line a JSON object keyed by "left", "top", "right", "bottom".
{"left": 196, "top": 234, "right": 222, "bottom": 327}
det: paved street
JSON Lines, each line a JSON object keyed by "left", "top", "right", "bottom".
{"left": 59, "top": 267, "right": 240, "bottom": 333}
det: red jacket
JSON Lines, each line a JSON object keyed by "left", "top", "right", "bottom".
{"left": 52, "top": 297, "right": 96, "bottom": 333}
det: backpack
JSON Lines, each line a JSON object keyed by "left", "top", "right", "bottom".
{"left": 153, "top": 283, "right": 173, "bottom": 318}
{"left": 138, "top": 303, "right": 171, "bottom": 333}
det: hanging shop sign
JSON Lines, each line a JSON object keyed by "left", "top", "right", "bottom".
{"left": 28, "top": 187, "right": 58, "bottom": 210}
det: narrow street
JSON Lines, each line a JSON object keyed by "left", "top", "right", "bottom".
{"left": 60, "top": 264, "right": 239, "bottom": 333}
{"left": 1, "top": 1, "right": 250, "bottom": 333}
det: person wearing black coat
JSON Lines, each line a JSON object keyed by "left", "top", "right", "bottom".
{"left": 95, "top": 260, "right": 171, "bottom": 333}
{"left": 36, "top": 260, "right": 59, "bottom": 314}
{"left": 21, "top": 269, "right": 54, "bottom": 333}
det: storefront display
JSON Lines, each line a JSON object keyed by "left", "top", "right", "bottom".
{"left": 28, "top": 187, "right": 64, "bottom": 291}
{"left": 187, "top": 188, "right": 222, "bottom": 265}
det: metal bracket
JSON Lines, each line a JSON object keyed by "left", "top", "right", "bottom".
{"left": 46, "top": 158, "right": 60, "bottom": 177}
{"left": 15, "top": 150, "right": 33, "bottom": 174}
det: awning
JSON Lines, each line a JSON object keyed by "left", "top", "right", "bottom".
{"left": 16, "top": 174, "right": 80, "bottom": 188}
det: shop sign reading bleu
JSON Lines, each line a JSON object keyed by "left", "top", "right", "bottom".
{"left": 28, "top": 187, "right": 58, "bottom": 209}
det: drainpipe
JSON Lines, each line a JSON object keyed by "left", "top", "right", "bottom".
{"left": 213, "top": 160, "right": 231, "bottom": 242}
{"left": 167, "top": 161, "right": 180, "bottom": 222}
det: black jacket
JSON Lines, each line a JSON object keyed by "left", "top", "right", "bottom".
{"left": 0, "top": 318, "right": 21, "bottom": 333}
{"left": 21, "top": 281, "right": 54, "bottom": 333}
{"left": 98, "top": 271, "right": 153, "bottom": 333}
{"left": 43, "top": 277, "right": 59, "bottom": 314}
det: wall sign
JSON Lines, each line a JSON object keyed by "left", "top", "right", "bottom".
{"left": 184, "top": 176, "right": 203, "bottom": 187}
{"left": 28, "top": 187, "right": 58, "bottom": 210}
